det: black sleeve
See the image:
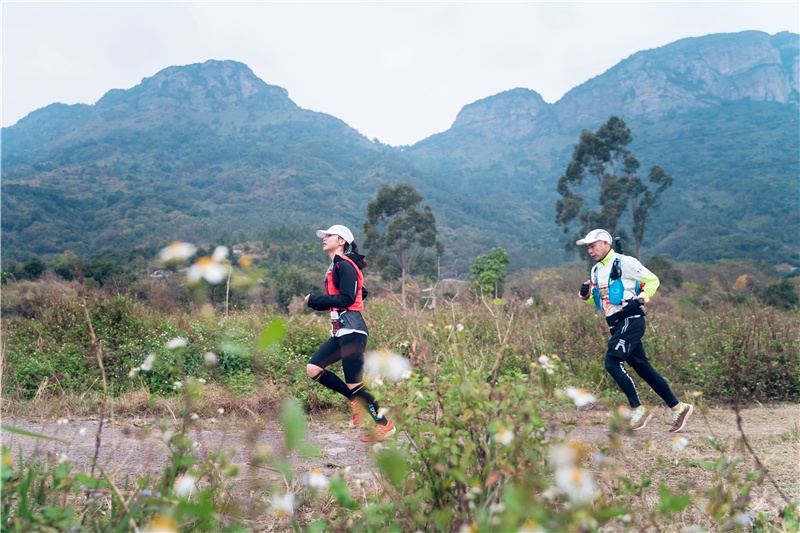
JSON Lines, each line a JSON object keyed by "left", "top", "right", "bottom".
{"left": 306, "top": 260, "right": 358, "bottom": 310}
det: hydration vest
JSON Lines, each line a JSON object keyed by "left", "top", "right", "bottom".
{"left": 591, "top": 256, "right": 640, "bottom": 310}
{"left": 325, "top": 254, "right": 364, "bottom": 312}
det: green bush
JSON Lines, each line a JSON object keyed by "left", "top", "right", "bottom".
{"left": 761, "top": 279, "right": 799, "bottom": 310}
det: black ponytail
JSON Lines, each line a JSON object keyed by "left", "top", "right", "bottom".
{"left": 345, "top": 241, "right": 368, "bottom": 267}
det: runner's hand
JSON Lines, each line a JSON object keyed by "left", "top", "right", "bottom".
{"left": 579, "top": 281, "right": 591, "bottom": 299}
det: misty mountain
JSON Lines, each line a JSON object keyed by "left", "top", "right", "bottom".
{"left": 2, "top": 31, "right": 798, "bottom": 273}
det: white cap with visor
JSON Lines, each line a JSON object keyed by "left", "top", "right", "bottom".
{"left": 576, "top": 229, "right": 613, "bottom": 246}
{"left": 316, "top": 225, "right": 354, "bottom": 244}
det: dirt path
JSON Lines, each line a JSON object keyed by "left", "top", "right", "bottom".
{"left": 3, "top": 404, "right": 798, "bottom": 506}
{"left": 1, "top": 410, "right": 382, "bottom": 490}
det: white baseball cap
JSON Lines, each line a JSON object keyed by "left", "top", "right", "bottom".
{"left": 576, "top": 229, "right": 613, "bottom": 246}
{"left": 316, "top": 224, "right": 354, "bottom": 244}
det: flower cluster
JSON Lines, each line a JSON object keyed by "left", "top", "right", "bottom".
{"left": 564, "top": 387, "right": 597, "bottom": 407}
{"left": 550, "top": 441, "right": 597, "bottom": 504}
{"left": 156, "top": 242, "right": 231, "bottom": 285}
{"left": 187, "top": 246, "right": 230, "bottom": 284}
{"left": 538, "top": 354, "right": 559, "bottom": 374}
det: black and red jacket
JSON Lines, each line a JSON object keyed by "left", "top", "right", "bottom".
{"left": 307, "top": 252, "right": 369, "bottom": 312}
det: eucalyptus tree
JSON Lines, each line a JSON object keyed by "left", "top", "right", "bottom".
{"left": 363, "top": 183, "right": 443, "bottom": 308}
{"left": 555, "top": 116, "right": 674, "bottom": 258}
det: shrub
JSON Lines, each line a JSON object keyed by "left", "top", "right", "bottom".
{"left": 761, "top": 278, "right": 799, "bottom": 310}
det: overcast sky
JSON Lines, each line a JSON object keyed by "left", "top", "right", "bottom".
{"left": 2, "top": 2, "right": 798, "bottom": 146}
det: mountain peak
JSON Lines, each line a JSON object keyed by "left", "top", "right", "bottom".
{"left": 450, "top": 87, "right": 554, "bottom": 140}
{"left": 96, "top": 59, "right": 291, "bottom": 112}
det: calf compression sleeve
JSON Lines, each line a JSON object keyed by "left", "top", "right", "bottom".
{"left": 312, "top": 370, "right": 352, "bottom": 399}
{"left": 350, "top": 383, "right": 388, "bottom": 426}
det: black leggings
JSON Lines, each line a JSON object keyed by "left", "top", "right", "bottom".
{"left": 604, "top": 316, "right": 679, "bottom": 409}
{"left": 308, "top": 333, "right": 367, "bottom": 384}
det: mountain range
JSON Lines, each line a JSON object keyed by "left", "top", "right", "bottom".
{"left": 2, "top": 30, "right": 798, "bottom": 274}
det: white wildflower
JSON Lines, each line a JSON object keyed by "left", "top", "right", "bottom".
{"left": 128, "top": 367, "right": 139, "bottom": 378}
{"left": 489, "top": 502, "right": 506, "bottom": 516}
{"left": 565, "top": 387, "right": 597, "bottom": 407}
{"left": 364, "top": 350, "right": 412, "bottom": 381}
{"left": 197, "top": 378, "right": 206, "bottom": 384}
{"left": 538, "top": 355, "right": 550, "bottom": 365}
{"left": 57, "top": 453, "right": 69, "bottom": 464}
{"left": 307, "top": 468, "right": 329, "bottom": 490}
{"left": 270, "top": 492, "right": 296, "bottom": 518}
{"left": 217, "top": 407, "right": 225, "bottom": 415}
{"left": 157, "top": 241, "right": 197, "bottom": 262}
{"left": 161, "top": 429, "right": 174, "bottom": 443}
{"left": 400, "top": 369, "right": 413, "bottom": 380}
{"left": 555, "top": 465, "right": 597, "bottom": 503}
{"left": 456, "top": 323, "right": 464, "bottom": 332}
{"left": 187, "top": 257, "right": 228, "bottom": 284}
{"left": 165, "top": 337, "right": 187, "bottom": 350}
{"left": 173, "top": 474, "right": 196, "bottom": 498}
{"left": 203, "top": 352, "right": 218, "bottom": 366}
{"left": 140, "top": 353, "right": 156, "bottom": 371}
{"left": 494, "top": 427, "right": 514, "bottom": 446}
{"left": 190, "top": 413, "right": 199, "bottom": 421}
{"left": 78, "top": 427, "right": 87, "bottom": 436}
{"left": 211, "top": 246, "right": 229, "bottom": 262}
{"left": 549, "top": 444, "right": 577, "bottom": 468}
{"left": 672, "top": 436, "right": 689, "bottom": 452}
{"left": 173, "top": 381, "right": 183, "bottom": 390}
{"left": 525, "top": 297, "right": 534, "bottom": 306}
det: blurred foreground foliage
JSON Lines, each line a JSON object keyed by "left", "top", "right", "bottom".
{"left": 1, "top": 265, "right": 798, "bottom": 531}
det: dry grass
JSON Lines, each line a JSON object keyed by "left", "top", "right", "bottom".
{"left": 0, "top": 383, "right": 288, "bottom": 422}
{"left": 559, "top": 402, "right": 800, "bottom": 531}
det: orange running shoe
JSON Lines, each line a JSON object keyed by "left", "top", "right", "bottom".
{"left": 361, "top": 421, "right": 396, "bottom": 442}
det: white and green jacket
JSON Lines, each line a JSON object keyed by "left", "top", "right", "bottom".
{"left": 584, "top": 250, "right": 660, "bottom": 317}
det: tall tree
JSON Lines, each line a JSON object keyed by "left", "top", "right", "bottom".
{"left": 629, "top": 165, "right": 674, "bottom": 258}
{"left": 470, "top": 247, "right": 510, "bottom": 299}
{"left": 555, "top": 115, "right": 674, "bottom": 257}
{"left": 363, "top": 183, "right": 443, "bottom": 308}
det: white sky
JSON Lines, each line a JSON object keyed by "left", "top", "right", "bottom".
{"left": 2, "top": 2, "right": 798, "bottom": 146}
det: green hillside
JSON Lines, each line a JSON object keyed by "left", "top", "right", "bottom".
{"left": 2, "top": 34, "right": 798, "bottom": 275}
